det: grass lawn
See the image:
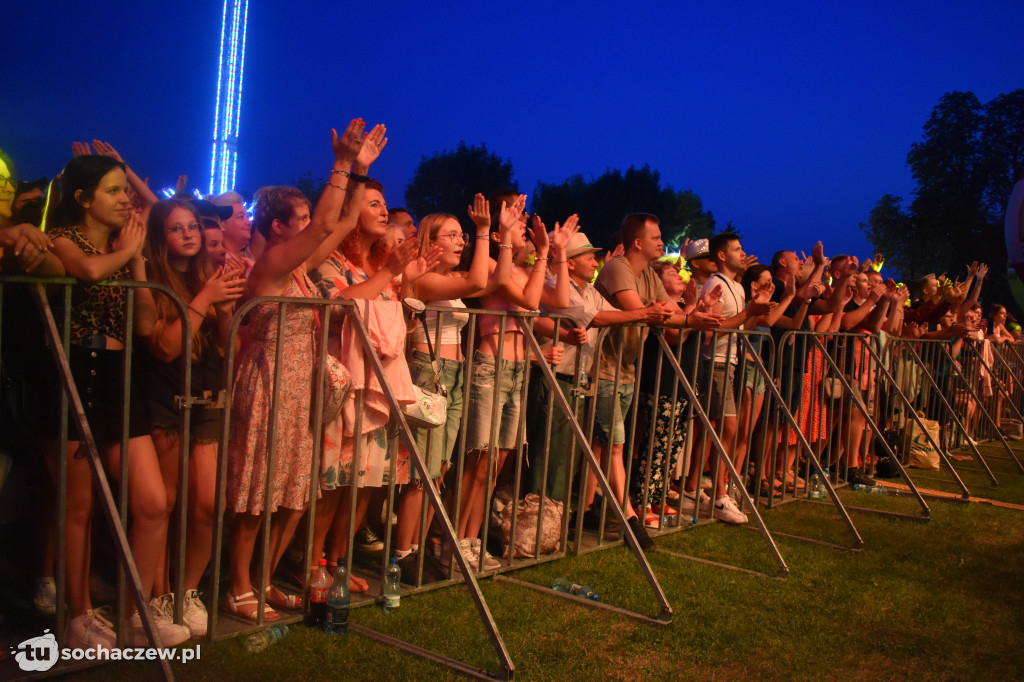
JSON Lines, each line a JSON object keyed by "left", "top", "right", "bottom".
{"left": 31, "top": 444, "right": 1024, "bottom": 681}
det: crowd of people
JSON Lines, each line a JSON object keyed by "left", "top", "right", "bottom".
{"left": 0, "top": 124, "right": 1016, "bottom": 651}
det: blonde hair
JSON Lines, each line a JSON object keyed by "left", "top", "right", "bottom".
{"left": 416, "top": 213, "right": 459, "bottom": 259}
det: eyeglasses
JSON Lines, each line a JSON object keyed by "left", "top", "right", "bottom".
{"left": 167, "top": 223, "right": 201, "bottom": 237}
{"left": 437, "top": 231, "right": 468, "bottom": 244}
{"left": 0, "top": 175, "right": 14, "bottom": 189}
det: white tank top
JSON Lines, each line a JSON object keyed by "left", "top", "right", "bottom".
{"left": 409, "top": 299, "right": 469, "bottom": 346}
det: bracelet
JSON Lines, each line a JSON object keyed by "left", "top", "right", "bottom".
{"left": 476, "top": 233, "right": 490, "bottom": 240}
{"left": 187, "top": 304, "right": 206, "bottom": 318}
{"left": 326, "top": 181, "right": 347, "bottom": 191}
{"left": 349, "top": 172, "right": 370, "bottom": 183}
{"left": 534, "top": 256, "right": 548, "bottom": 262}
{"left": 551, "top": 259, "right": 566, "bottom": 265}
{"left": 330, "top": 169, "right": 350, "bottom": 177}
{"left": 500, "top": 244, "right": 514, "bottom": 250}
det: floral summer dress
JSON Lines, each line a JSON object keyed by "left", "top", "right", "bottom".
{"left": 227, "top": 273, "right": 318, "bottom": 514}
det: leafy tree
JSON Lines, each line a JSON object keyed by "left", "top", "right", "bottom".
{"left": 861, "top": 89, "right": 1024, "bottom": 313}
{"left": 404, "top": 142, "right": 516, "bottom": 229}
{"left": 532, "top": 165, "right": 715, "bottom": 250}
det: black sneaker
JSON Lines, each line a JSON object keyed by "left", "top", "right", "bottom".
{"left": 626, "top": 516, "right": 655, "bottom": 551}
{"left": 398, "top": 551, "right": 446, "bottom": 585}
{"left": 357, "top": 527, "right": 385, "bottom": 552}
{"left": 847, "top": 467, "right": 877, "bottom": 487}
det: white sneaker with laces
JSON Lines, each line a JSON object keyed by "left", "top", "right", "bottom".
{"left": 69, "top": 608, "right": 117, "bottom": 649}
{"left": 469, "top": 538, "right": 501, "bottom": 571}
{"left": 183, "top": 590, "right": 209, "bottom": 637}
{"left": 713, "top": 495, "right": 749, "bottom": 524}
{"left": 453, "top": 538, "right": 479, "bottom": 573}
{"left": 34, "top": 576, "right": 57, "bottom": 615}
{"left": 678, "top": 489, "right": 712, "bottom": 515}
{"left": 130, "top": 596, "right": 192, "bottom": 647}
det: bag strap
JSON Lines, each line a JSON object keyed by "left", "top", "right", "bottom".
{"left": 415, "top": 309, "right": 446, "bottom": 395}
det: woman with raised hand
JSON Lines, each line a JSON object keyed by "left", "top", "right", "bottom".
{"left": 45, "top": 154, "right": 190, "bottom": 648}
{"left": 392, "top": 195, "right": 513, "bottom": 577}
{"left": 133, "top": 198, "right": 245, "bottom": 635}
{"left": 306, "top": 129, "right": 440, "bottom": 591}
{"left": 452, "top": 194, "right": 576, "bottom": 572}
{"left": 225, "top": 119, "right": 372, "bottom": 621}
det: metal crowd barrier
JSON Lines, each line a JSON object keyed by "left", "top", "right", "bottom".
{"left": 0, "top": 275, "right": 197, "bottom": 682}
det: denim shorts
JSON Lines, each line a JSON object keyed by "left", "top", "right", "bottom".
{"left": 464, "top": 350, "right": 526, "bottom": 452}
{"left": 743, "top": 360, "right": 766, "bottom": 398}
{"left": 593, "top": 378, "right": 635, "bottom": 446}
{"left": 698, "top": 361, "right": 737, "bottom": 420}
{"left": 407, "top": 350, "right": 464, "bottom": 480}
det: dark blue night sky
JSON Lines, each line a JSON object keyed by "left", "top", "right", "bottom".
{"left": 5, "top": 1, "right": 1021, "bottom": 263}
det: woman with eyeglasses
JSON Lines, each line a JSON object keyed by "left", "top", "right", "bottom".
{"left": 391, "top": 197, "right": 513, "bottom": 578}
{"left": 132, "top": 198, "right": 245, "bottom": 635}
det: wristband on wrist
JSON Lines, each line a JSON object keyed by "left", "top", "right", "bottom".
{"left": 187, "top": 304, "right": 206, "bottom": 318}
{"left": 349, "top": 172, "right": 370, "bottom": 183}
{"left": 476, "top": 233, "right": 490, "bottom": 240}
{"left": 500, "top": 244, "right": 514, "bottom": 250}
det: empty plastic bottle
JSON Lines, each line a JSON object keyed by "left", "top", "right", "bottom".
{"left": 551, "top": 577, "right": 600, "bottom": 601}
{"left": 852, "top": 483, "right": 888, "bottom": 495}
{"left": 383, "top": 556, "right": 401, "bottom": 613}
{"left": 244, "top": 625, "right": 288, "bottom": 653}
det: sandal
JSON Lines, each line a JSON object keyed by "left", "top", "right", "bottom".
{"left": 264, "top": 585, "right": 302, "bottom": 611}
{"left": 759, "top": 479, "right": 783, "bottom": 498}
{"left": 349, "top": 575, "right": 369, "bottom": 593}
{"left": 224, "top": 590, "right": 279, "bottom": 623}
{"left": 785, "top": 477, "right": 807, "bottom": 493}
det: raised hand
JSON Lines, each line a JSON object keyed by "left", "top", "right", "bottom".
{"left": 702, "top": 281, "right": 723, "bottom": 309}
{"left": 404, "top": 244, "right": 444, "bottom": 282}
{"left": 528, "top": 213, "right": 549, "bottom": 256}
{"left": 609, "top": 243, "right": 625, "bottom": 260}
{"left": 968, "top": 261, "right": 979, "bottom": 278}
{"left": 977, "top": 263, "right": 989, "bottom": 280}
{"left": 468, "top": 193, "right": 491, "bottom": 231}
{"left": 91, "top": 140, "right": 125, "bottom": 162}
{"left": 549, "top": 214, "right": 580, "bottom": 258}
{"left": 682, "top": 278, "right": 699, "bottom": 307}
{"left": 201, "top": 266, "right": 246, "bottom": 305}
{"left": 114, "top": 209, "right": 146, "bottom": 259}
{"left": 498, "top": 194, "right": 527, "bottom": 236}
{"left": 385, "top": 237, "right": 422, "bottom": 276}
{"left": 331, "top": 118, "right": 365, "bottom": 166}
{"left": 71, "top": 141, "right": 93, "bottom": 157}
{"left": 868, "top": 283, "right": 887, "bottom": 303}
{"left": 174, "top": 174, "right": 189, "bottom": 195}
{"left": 355, "top": 123, "right": 387, "bottom": 169}
{"left": 812, "top": 241, "right": 826, "bottom": 266}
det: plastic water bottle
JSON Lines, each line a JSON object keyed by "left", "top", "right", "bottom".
{"left": 551, "top": 577, "right": 601, "bottom": 601}
{"left": 304, "top": 558, "right": 331, "bottom": 628}
{"left": 383, "top": 556, "right": 401, "bottom": 613}
{"left": 244, "top": 625, "right": 288, "bottom": 653}
{"left": 809, "top": 474, "right": 825, "bottom": 500}
{"left": 852, "top": 484, "right": 888, "bottom": 495}
{"left": 323, "top": 561, "right": 350, "bottom": 635}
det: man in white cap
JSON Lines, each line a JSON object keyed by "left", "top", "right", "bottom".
{"left": 529, "top": 231, "right": 674, "bottom": 512}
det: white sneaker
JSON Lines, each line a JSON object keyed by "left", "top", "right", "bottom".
{"left": 34, "top": 576, "right": 56, "bottom": 615}
{"left": 183, "top": 590, "right": 209, "bottom": 637}
{"left": 678, "top": 489, "right": 712, "bottom": 515}
{"left": 130, "top": 596, "right": 192, "bottom": 647}
{"left": 453, "top": 538, "right": 479, "bottom": 573}
{"left": 713, "top": 495, "right": 748, "bottom": 524}
{"left": 69, "top": 608, "right": 117, "bottom": 649}
{"left": 469, "top": 538, "right": 501, "bottom": 571}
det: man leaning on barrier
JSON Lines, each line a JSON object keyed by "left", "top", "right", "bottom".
{"left": 576, "top": 214, "right": 722, "bottom": 549}
{"left": 529, "top": 231, "right": 673, "bottom": 504}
